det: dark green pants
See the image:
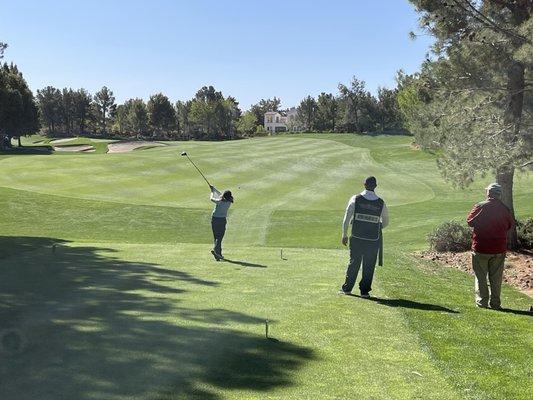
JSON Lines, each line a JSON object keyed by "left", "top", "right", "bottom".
{"left": 342, "top": 237, "right": 379, "bottom": 294}
{"left": 211, "top": 217, "right": 227, "bottom": 256}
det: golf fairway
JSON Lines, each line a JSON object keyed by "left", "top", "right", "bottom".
{"left": 0, "top": 134, "right": 531, "bottom": 399}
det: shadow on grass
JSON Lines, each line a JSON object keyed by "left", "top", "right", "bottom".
{"left": 0, "top": 146, "right": 53, "bottom": 155}
{"left": 349, "top": 294, "right": 459, "bottom": 313}
{"left": 222, "top": 258, "right": 268, "bottom": 268}
{"left": 0, "top": 236, "right": 314, "bottom": 400}
{"left": 498, "top": 308, "right": 532, "bottom": 317}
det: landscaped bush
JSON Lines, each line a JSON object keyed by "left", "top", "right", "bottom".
{"left": 254, "top": 125, "right": 269, "bottom": 137}
{"left": 516, "top": 218, "right": 533, "bottom": 250}
{"left": 427, "top": 220, "right": 472, "bottom": 252}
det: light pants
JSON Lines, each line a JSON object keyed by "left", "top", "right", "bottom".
{"left": 472, "top": 252, "right": 506, "bottom": 309}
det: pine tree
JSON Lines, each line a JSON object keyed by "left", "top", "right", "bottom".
{"left": 73, "top": 89, "right": 92, "bottom": 135}
{"left": 338, "top": 77, "right": 368, "bottom": 132}
{"left": 406, "top": 0, "right": 532, "bottom": 248}
{"left": 316, "top": 93, "right": 338, "bottom": 132}
{"left": 37, "top": 86, "right": 62, "bottom": 134}
{"left": 147, "top": 93, "right": 176, "bottom": 138}
{"left": 0, "top": 63, "right": 40, "bottom": 146}
{"left": 94, "top": 86, "right": 116, "bottom": 135}
{"left": 297, "top": 96, "right": 318, "bottom": 131}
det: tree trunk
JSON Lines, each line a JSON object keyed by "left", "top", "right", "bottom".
{"left": 496, "top": 165, "right": 518, "bottom": 249}
{"left": 17, "top": 136, "right": 22, "bottom": 147}
{"left": 499, "top": 60, "right": 525, "bottom": 250}
{"left": 353, "top": 100, "right": 359, "bottom": 132}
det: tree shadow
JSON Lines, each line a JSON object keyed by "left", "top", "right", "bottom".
{"left": 222, "top": 258, "right": 268, "bottom": 268}
{"left": 349, "top": 295, "right": 459, "bottom": 314}
{"left": 0, "top": 236, "right": 62, "bottom": 260}
{"left": 497, "top": 308, "right": 532, "bottom": 317}
{"left": 0, "top": 236, "right": 314, "bottom": 400}
{"left": 0, "top": 146, "right": 53, "bottom": 155}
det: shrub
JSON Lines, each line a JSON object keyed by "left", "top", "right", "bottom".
{"left": 254, "top": 125, "right": 268, "bottom": 137}
{"left": 516, "top": 218, "right": 533, "bottom": 250}
{"left": 427, "top": 220, "right": 472, "bottom": 252}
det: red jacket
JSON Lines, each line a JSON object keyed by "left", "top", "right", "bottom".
{"left": 467, "top": 198, "right": 514, "bottom": 254}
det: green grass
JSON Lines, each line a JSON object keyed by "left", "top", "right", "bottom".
{"left": 0, "top": 134, "right": 531, "bottom": 399}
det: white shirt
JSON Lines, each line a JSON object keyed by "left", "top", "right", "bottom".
{"left": 210, "top": 186, "right": 231, "bottom": 218}
{"left": 342, "top": 190, "right": 389, "bottom": 237}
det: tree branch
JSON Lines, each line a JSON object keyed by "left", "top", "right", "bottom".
{"left": 449, "top": 0, "right": 530, "bottom": 43}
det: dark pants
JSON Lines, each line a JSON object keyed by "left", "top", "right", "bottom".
{"left": 211, "top": 217, "right": 227, "bottom": 256}
{"left": 342, "top": 237, "right": 379, "bottom": 294}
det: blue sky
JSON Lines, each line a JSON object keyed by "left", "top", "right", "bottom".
{"left": 1, "top": 0, "right": 432, "bottom": 109}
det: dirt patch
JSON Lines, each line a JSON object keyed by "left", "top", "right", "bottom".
{"left": 107, "top": 141, "right": 166, "bottom": 153}
{"left": 417, "top": 250, "right": 532, "bottom": 296}
{"left": 53, "top": 144, "right": 94, "bottom": 152}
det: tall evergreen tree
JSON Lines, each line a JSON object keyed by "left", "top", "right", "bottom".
{"left": 297, "top": 96, "right": 318, "bottom": 131}
{"left": 0, "top": 63, "right": 39, "bottom": 146}
{"left": 338, "top": 77, "right": 368, "bottom": 132}
{"left": 61, "top": 88, "right": 76, "bottom": 135}
{"left": 36, "top": 86, "right": 62, "bottom": 134}
{"left": 406, "top": 0, "right": 532, "bottom": 248}
{"left": 114, "top": 103, "right": 130, "bottom": 135}
{"left": 94, "top": 86, "right": 116, "bottom": 135}
{"left": 316, "top": 92, "right": 338, "bottom": 132}
{"left": 222, "top": 96, "right": 241, "bottom": 139}
{"left": 189, "top": 86, "right": 224, "bottom": 139}
{"left": 129, "top": 98, "right": 148, "bottom": 136}
{"left": 73, "top": 89, "right": 92, "bottom": 135}
{"left": 147, "top": 93, "right": 175, "bottom": 137}
{"left": 175, "top": 100, "right": 192, "bottom": 138}
{"left": 375, "top": 87, "right": 404, "bottom": 133}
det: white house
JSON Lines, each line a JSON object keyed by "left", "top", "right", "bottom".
{"left": 264, "top": 107, "right": 299, "bottom": 133}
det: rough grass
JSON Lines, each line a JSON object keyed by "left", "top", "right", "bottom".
{"left": 0, "top": 134, "right": 531, "bottom": 400}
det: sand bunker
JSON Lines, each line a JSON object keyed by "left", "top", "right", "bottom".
{"left": 50, "top": 137, "right": 78, "bottom": 144}
{"left": 54, "top": 144, "right": 94, "bottom": 152}
{"left": 107, "top": 141, "right": 166, "bottom": 153}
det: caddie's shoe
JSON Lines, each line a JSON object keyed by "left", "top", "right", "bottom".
{"left": 490, "top": 305, "right": 502, "bottom": 311}
{"left": 338, "top": 290, "right": 351, "bottom": 295}
{"left": 476, "top": 303, "right": 488, "bottom": 309}
{"left": 360, "top": 293, "right": 371, "bottom": 299}
{"left": 210, "top": 250, "right": 221, "bottom": 261}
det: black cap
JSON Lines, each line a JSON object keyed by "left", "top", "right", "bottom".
{"left": 364, "top": 176, "right": 377, "bottom": 189}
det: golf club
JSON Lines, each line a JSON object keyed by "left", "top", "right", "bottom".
{"left": 180, "top": 151, "right": 212, "bottom": 187}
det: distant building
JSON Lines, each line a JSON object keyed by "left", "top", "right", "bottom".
{"left": 264, "top": 107, "right": 299, "bottom": 133}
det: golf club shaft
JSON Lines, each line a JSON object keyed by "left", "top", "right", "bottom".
{"left": 186, "top": 155, "right": 211, "bottom": 187}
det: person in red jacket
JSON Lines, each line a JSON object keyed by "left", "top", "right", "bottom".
{"left": 467, "top": 183, "right": 514, "bottom": 309}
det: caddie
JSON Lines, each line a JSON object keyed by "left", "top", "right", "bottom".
{"left": 339, "top": 176, "right": 389, "bottom": 298}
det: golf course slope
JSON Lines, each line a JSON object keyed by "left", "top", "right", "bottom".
{"left": 0, "top": 134, "right": 531, "bottom": 400}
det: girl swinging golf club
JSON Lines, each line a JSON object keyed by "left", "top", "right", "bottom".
{"left": 180, "top": 152, "right": 234, "bottom": 261}
{"left": 209, "top": 185, "right": 233, "bottom": 261}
